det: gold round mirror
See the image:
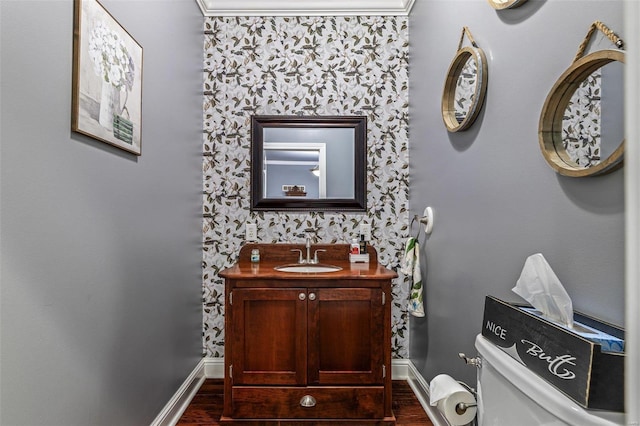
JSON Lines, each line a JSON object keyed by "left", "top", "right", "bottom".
{"left": 539, "top": 22, "right": 624, "bottom": 177}
{"left": 487, "top": 0, "right": 528, "bottom": 10}
{"left": 441, "top": 28, "right": 488, "bottom": 132}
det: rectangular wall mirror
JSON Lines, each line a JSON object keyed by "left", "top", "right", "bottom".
{"left": 251, "top": 115, "right": 367, "bottom": 211}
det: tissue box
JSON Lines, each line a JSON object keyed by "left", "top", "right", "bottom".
{"left": 481, "top": 295, "right": 625, "bottom": 412}
{"left": 519, "top": 307, "right": 624, "bottom": 353}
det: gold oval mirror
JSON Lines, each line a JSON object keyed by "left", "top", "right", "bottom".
{"left": 487, "top": 0, "right": 528, "bottom": 10}
{"left": 441, "top": 28, "right": 488, "bottom": 132}
{"left": 539, "top": 21, "right": 625, "bottom": 177}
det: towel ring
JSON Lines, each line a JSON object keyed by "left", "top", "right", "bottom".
{"left": 410, "top": 207, "right": 435, "bottom": 241}
{"left": 410, "top": 215, "right": 422, "bottom": 241}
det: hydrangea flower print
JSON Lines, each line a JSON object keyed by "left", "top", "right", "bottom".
{"left": 88, "top": 21, "right": 135, "bottom": 92}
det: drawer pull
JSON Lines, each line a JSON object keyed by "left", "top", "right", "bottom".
{"left": 308, "top": 292, "right": 316, "bottom": 301}
{"left": 300, "top": 395, "right": 316, "bottom": 408}
{"left": 298, "top": 292, "right": 306, "bottom": 301}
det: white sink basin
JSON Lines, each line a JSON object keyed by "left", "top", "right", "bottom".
{"left": 274, "top": 264, "right": 342, "bottom": 273}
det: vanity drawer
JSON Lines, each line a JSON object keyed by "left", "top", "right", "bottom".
{"left": 231, "top": 386, "right": 385, "bottom": 419}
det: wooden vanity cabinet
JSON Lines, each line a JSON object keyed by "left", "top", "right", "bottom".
{"left": 220, "top": 244, "right": 396, "bottom": 424}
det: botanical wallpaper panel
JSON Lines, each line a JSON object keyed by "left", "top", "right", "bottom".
{"left": 202, "top": 16, "right": 411, "bottom": 358}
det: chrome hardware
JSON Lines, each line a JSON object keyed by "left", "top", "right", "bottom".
{"left": 459, "top": 353, "right": 481, "bottom": 368}
{"left": 290, "top": 249, "right": 304, "bottom": 264}
{"left": 410, "top": 206, "right": 435, "bottom": 239}
{"left": 313, "top": 249, "right": 326, "bottom": 264}
{"left": 299, "top": 292, "right": 306, "bottom": 301}
{"left": 300, "top": 395, "right": 316, "bottom": 407}
{"left": 455, "top": 401, "right": 477, "bottom": 415}
{"left": 382, "top": 364, "right": 386, "bottom": 378}
{"left": 293, "top": 231, "right": 321, "bottom": 264}
{"left": 229, "top": 292, "right": 232, "bottom": 306}
{"left": 305, "top": 236, "right": 312, "bottom": 263}
{"left": 308, "top": 292, "right": 316, "bottom": 301}
{"left": 382, "top": 291, "right": 385, "bottom": 306}
{"left": 229, "top": 365, "right": 232, "bottom": 378}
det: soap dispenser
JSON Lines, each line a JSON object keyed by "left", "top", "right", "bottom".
{"left": 350, "top": 238, "right": 360, "bottom": 254}
{"left": 359, "top": 234, "right": 367, "bottom": 254}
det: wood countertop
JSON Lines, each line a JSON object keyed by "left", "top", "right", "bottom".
{"left": 219, "top": 243, "right": 398, "bottom": 281}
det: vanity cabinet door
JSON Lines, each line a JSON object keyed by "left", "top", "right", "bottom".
{"left": 230, "top": 288, "right": 307, "bottom": 386}
{"left": 307, "top": 287, "right": 385, "bottom": 385}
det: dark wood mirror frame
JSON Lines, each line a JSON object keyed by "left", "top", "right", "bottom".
{"left": 250, "top": 115, "right": 367, "bottom": 212}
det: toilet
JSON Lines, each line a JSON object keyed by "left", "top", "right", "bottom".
{"left": 474, "top": 334, "right": 625, "bottom": 426}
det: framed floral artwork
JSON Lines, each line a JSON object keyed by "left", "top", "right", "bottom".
{"left": 72, "top": 0, "right": 143, "bottom": 155}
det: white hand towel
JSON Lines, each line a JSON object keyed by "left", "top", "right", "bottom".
{"left": 401, "top": 237, "right": 425, "bottom": 317}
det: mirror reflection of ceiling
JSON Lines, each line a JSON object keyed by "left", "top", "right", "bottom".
{"left": 195, "top": 0, "right": 415, "bottom": 16}
{"left": 265, "top": 149, "right": 320, "bottom": 163}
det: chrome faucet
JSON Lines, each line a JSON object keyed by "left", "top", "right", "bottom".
{"left": 290, "top": 233, "right": 324, "bottom": 264}
{"left": 289, "top": 234, "right": 312, "bottom": 264}
{"left": 305, "top": 236, "right": 312, "bottom": 264}
{"left": 313, "top": 249, "right": 326, "bottom": 264}
{"left": 305, "top": 235, "right": 327, "bottom": 264}
{"left": 290, "top": 248, "right": 304, "bottom": 264}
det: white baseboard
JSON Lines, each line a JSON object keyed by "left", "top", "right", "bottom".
{"left": 404, "top": 361, "right": 449, "bottom": 426}
{"left": 203, "top": 356, "right": 224, "bottom": 378}
{"left": 152, "top": 357, "right": 448, "bottom": 426}
{"left": 150, "top": 358, "right": 207, "bottom": 426}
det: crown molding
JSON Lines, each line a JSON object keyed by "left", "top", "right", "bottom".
{"left": 195, "top": 0, "right": 415, "bottom": 16}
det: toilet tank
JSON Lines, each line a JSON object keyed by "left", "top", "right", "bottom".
{"left": 474, "top": 334, "right": 624, "bottom": 426}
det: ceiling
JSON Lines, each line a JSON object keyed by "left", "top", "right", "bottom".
{"left": 195, "top": 0, "right": 415, "bottom": 16}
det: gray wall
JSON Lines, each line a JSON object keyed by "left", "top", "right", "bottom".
{"left": 0, "top": 1, "right": 203, "bottom": 425}
{"left": 408, "top": 0, "right": 625, "bottom": 385}
{"left": 601, "top": 61, "right": 625, "bottom": 156}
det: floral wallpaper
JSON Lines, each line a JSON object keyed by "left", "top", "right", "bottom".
{"left": 454, "top": 58, "right": 478, "bottom": 123}
{"left": 201, "top": 16, "right": 411, "bottom": 358}
{"left": 562, "top": 70, "right": 602, "bottom": 167}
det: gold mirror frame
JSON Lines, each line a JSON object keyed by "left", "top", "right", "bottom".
{"left": 487, "top": 0, "right": 528, "bottom": 10}
{"left": 441, "top": 28, "right": 488, "bottom": 132}
{"left": 538, "top": 21, "right": 625, "bottom": 177}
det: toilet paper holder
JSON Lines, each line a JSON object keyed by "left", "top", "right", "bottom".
{"left": 455, "top": 401, "right": 477, "bottom": 415}
{"left": 431, "top": 371, "right": 478, "bottom": 426}
{"left": 453, "top": 378, "right": 478, "bottom": 415}
{"left": 455, "top": 354, "right": 480, "bottom": 419}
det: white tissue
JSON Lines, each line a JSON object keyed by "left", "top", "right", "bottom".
{"left": 512, "top": 253, "right": 574, "bottom": 328}
{"left": 429, "top": 374, "right": 477, "bottom": 426}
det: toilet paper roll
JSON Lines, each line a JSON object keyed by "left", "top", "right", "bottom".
{"left": 429, "top": 374, "right": 477, "bottom": 426}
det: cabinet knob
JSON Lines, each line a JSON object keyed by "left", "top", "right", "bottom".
{"left": 298, "top": 292, "right": 306, "bottom": 301}
{"left": 300, "top": 395, "right": 316, "bottom": 407}
{"left": 308, "top": 292, "right": 316, "bottom": 301}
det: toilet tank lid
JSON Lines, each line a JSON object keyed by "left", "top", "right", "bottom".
{"left": 474, "top": 334, "right": 624, "bottom": 426}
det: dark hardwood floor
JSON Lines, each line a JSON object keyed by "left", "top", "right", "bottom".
{"left": 177, "top": 379, "right": 434, "bottom": 425}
